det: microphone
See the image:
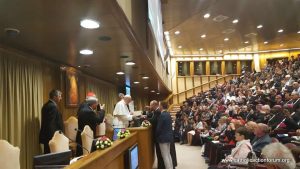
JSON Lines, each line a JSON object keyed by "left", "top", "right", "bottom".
{"left": 58, "top": 130, "right": 90, "bottom": 154}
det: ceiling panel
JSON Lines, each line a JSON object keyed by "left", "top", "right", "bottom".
{"left": 162, "top": 0, "right": 300, "bottom": 55}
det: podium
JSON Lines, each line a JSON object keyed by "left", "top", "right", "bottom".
{"left": 65, "top": 126, "right": 153, "bottom": 169}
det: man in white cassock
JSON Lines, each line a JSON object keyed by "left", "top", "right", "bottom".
{"left": 113, "top": 95, "right": 133, "bottom": 128}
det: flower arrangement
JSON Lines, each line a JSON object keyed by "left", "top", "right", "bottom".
{"left": 117, "top": 129, "right": 130, "bottom": 139}
{"left": 95, "top": 136, "right": 113, "bottom": 150}
{"left": 141, "top": 120, "right": 151, "bottom": 127}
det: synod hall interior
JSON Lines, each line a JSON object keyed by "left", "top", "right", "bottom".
{"left": 2, "top": 0, "right": 300, "bottom": 169}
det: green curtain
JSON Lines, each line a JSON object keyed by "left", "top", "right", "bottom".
{"left": 0, "top": 48, "right": 43, "bottom": 169}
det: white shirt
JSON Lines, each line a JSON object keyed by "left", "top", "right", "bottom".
{"left": 113, "top": 100, "right": 133, "bottom": 128}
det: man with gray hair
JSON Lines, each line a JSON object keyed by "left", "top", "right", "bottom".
{"left": 261, "top": 142, "right": 296, "bottom": 169}
{"left": 113, "top": 95, "right": 133, "bottom": 128}
{"left": 251, "top": 123, "right": 272, "bottom": 154}
{"left": 39, "top": 89, "right": 64, "bottom": 154}
{"left": 76, "top": 92, "right": 105, "bottom": 156}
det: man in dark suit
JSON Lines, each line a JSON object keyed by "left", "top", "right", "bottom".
{"left": 39, "top": 89, "right": 64, "bottom": 154}
{"left": 156, "top": 101, "right": 174, "bottom": 169}
{"left": 251, "top": 123, "right": 272, "bottom": 155}
{"left": 149, "top": 100, "right": 164, "bottom": 169}
{"left": 76, "top": 93, "right": 105, "bottom": 156}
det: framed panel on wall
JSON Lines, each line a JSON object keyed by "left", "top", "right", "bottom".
{"left": 65, "top": 69, "right": 79, "bottom": 107}
{"left": 194, "top": 61, "right": 206, "bottom": 75}
{"left": 177, "top": 61, "right": 190, "bottom": 76}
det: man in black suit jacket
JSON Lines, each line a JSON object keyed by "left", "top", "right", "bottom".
{"left": 156, "top": 101, "right": 174, "bottom": 169}
{"left": 149, "top": 100, "right": 164, "bottom": 169}
{"left": 76, "top": 93, "right": 105, "bottom": 156}
{"left": 39, "top": 89, "right": 64, "bottom": 154}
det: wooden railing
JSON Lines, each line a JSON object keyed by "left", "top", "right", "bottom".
{"left": 165, "top": 75, "right": 240, "bottom": 105}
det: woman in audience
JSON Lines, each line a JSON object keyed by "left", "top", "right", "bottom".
{"left": 179, "top": 114, "right": 193, "bottom": 144}
{"left": 187, "top": 115, "right": 204, "bottom": 145}
{"left": 224, "top": 127, "right": 252, "bottom": 166}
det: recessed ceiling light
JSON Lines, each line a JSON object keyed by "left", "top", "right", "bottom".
{"left": 156, "top": 93, "right": 160, "bottom": 95}
{"left": 77, "top": 66, "right": 81, "bottom": 68}
{"left": 116, "top": 72, "right": 125, "bottom": 75}
{"left": 164, "top": 31, "right": 169, "bottom": 35}
{"left": 125, "top": 61, "right": 136, "bottom": 66}
{"left": 174, "top": 31, "right": 180, "bottom": 35}
{"left": 297, "top": 31, "right": 300, "bottom": 34}
{"left": 144, "top": 87, "right": 149, "bottom": 89}
{"left": 201, "top": 34, "right": 206, "bottom": 38}
{"left": 142, "top": 76, "right": 149, "bottom": 79}
{"left": 150, "top": 90, "right": 155, "bottom": 93}
{"left": 224, "top": 38, "right": 229, "bottom": 41}
{"left": 278, "top": 29, "right": 284, "bottom": 33}
{"left": 199, "top": 48, "right": 203, "bottom": 51}
{"left": 280, "top": 44, "right": 284, "bottom": 47}
{"left": 133, "top": 81, "right": 140, "bottom": 84}
{"left": 204, "top": 13, "right": 210, "bottom": 19}
{"left": 4, "top": 28, "right": 20, "bottom": 37}
{"left": 232, "top": 19, "right": 239, "bottom": 24}
{"left": 80, "top": 49, "right": 93, "bottom": 55}
{"left": 178, "top": 45, "right": 182, "bottom": 48}
{"left": 257, "top": 25, "right": 263, "bottom": 29}
{"left": 244, "top": 41, "right": 249, "bottom": 44}
{"left": 264, "top": 41, "right": 268, "bottom": 44}
{"left": 218, "top": 50, "right": 223, "bottom": 53}
{"left": 80, "top": 19, "right": 100, "bottom": 29}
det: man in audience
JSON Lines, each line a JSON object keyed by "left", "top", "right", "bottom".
{"left": 76, "top": 93, "right": 105, "bottom": 156}
{"left": 156, "top": 101, "right": 173, "bottom": 169}
{"left": 251, "top": 123, "right": 272, "bottom": 155}
{"left": 39, "top": 89, "right": 64, "bottom": 154}
{"left": 113, "top": 95, "right": 133, "bottom": 128}
{"left": 261, "top": 142, "right": 296, "bottom": 169}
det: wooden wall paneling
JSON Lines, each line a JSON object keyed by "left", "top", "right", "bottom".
{"left": 202, "top": 77, "right": 208, "bottom": 84}
{"left": 206, "top": 61, "right": 210, "bottom": 75}
{"left": 200, "top": 76, "right": 203, "bottom": 92}
{"left": 237, "top": 60, "right": 241, "bottom": 74}
{"left": 179, "top": 93, "right": 186, "bottom": 103}
{"left": 177, "top": 77, "right": 185, "bottom": 93}
{"left": 187, "top": 90, "right": 193, "bottom": 98}
{"left": 221, "top": 61, "right": 225, "bottom": 75}
{"left": 194, "top": 76, "right": 201, "bottom": 87}
{"left": 184, "top": 77, "right": 187, "bottom": 99}
{"left": 185, "top": 77, "right": 193, "bottom": 90}
{"left": 192, "top": 76, "right": 195, "bottom": 95}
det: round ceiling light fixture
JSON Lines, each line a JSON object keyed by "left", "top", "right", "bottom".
{"left": 80, "top": 49, "right": 93, "bottom": 55}
{"left": 133, "top": 81, "right": 140, "bottom": 84}
{"left": 232, "top": 19, "right": 239, "bottom": 24}
{"left": 116, "top": 72, "right": 125, "bottom": 75}
{"left": 174, "top": 31, "right": 180, "bottom": 35}
{"left": 142, "top": 76, "right": 149, "bottom": 79}
{"left": 80, "top": 19, "right": 100, "bottom": 29}
{"left": 204, "top": 13, "right": 210, "bottom": 19}
{"left": 125, "top": 61, "right": 136, "bottom": 66}
{"left": 257, "top": 25, "right": 263, "bottom": 29}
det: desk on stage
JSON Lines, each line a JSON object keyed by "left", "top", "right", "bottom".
{"left": 65, "top": 126, "right": 153, "bottom": 169}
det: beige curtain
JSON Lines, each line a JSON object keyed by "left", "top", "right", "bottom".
{"left": 0, "top": 49, "right": 43, "bottom": 169}
{"left": 86, "top": 78, "right": 118, "bottom": 115}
